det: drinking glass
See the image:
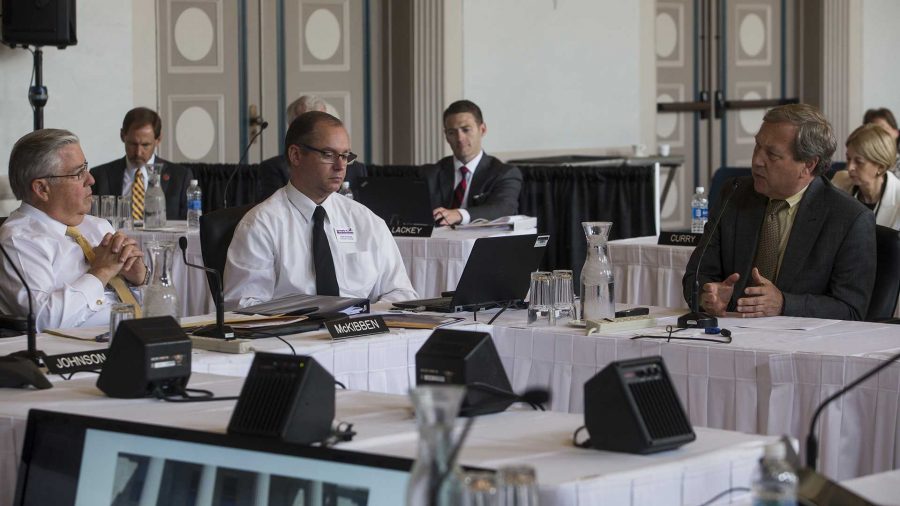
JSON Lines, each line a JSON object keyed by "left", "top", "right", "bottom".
{"left": 117, "top": 195, "right": 133, "bottom": 230}
{"left": 463, "top": 471, "right": 498, "bottom": 506}
{"left": 497, "top": 465, "right": 538, "bottom": 506}
{"left": 101, "top": 195, "right": 117, "bottom": 228}
{"left": 552, "top": 269, "right": 575, "bottom": 324}
{"left": 107, "top": 303, "right": 135, "bottom": 343}
{"left": 527, "top": 271, "right": 555, "bottom": 326}
{"left": 90, "top": 195, "right": 101, "bottom": 216}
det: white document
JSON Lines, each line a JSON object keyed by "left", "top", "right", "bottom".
{"left": 717, "top": 316, "right": 840, "bottom": 331}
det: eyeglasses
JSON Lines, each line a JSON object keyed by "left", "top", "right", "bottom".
{"left": 299, "top": 144, "right": 358, "bottom": 165}
{"left": 40, "top": 161, "right": 90, "bottom": 182}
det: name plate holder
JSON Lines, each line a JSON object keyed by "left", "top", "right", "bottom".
{"left": 325, "top": 315, "right": 390, "bottom": 341}
{"left": 44, "top": 349, "right": 109, "bottom": 375}
{"left": 390, "top": 222, "right": 433, "bottom": 237}
{"left": 657, "top": 231, "right": 702, "bottom": 247}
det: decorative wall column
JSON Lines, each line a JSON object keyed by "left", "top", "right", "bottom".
{"left": 819, "top": 0, "right": 863, "bottom": 150}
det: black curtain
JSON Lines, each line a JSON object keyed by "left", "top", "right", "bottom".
{"left": 366, "top": 164, "right": 423, "bottom": 178}
{"left": 182, "top": 163, "right": 260, "bottom": 212}
{"left": 518, "top": 164, "right": 656, "bottom": 280}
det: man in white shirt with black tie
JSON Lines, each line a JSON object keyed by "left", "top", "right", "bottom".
{"left": 0, "top": 129, "right": 148, "bottom": 331}
{"left": 224, "top": 111, "right": 417, "bottom": 308}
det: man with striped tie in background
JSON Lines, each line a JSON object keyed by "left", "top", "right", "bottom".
{"left": 0, "top": 129, "right": 149, "bottom": 331}
{"left": 90, "top": 107, "right": 193, "bottom": 221}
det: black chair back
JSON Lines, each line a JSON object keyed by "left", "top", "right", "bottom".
{"left": 198, "top": 204, "right": 255, "bottom": 294}
{"left": 709, "top": 167, "right": 751, "bottom": 210}
{"left": 0, "top": 217, "right": 7, "bottom": 226}
{"left": 825, "top": 161, "right": 846, "bottom": 180}
{"left": 868, "top": 225, "right": 900, "bottom": 321}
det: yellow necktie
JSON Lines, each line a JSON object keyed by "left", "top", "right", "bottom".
{"left": 132, "top": 171, "right": 145, "bottom": 221}
{"left": 66, "top": 227, "right": 143, "bottom": 318}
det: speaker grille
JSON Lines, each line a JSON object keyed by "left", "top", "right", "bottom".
{"left": 229, "top": 360, "right": 303, "bottom": 435}
{"left": 628, "top": 372, "right": 692, "bottom": 440}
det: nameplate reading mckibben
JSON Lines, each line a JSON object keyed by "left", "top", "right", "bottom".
{"left": 44, "top": 349, "right": 108, "bottom": 375}
{"left": 326, "top": 316, "right": 390, "bottom": 340}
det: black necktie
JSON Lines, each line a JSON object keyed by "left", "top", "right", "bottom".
{"left": 312, "top": 206, "right": 340, "bottom": 296}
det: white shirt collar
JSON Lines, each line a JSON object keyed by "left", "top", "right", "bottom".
{"left": 453, "top": 150, "right": 484, "bottom": 176}
{"left": 17, "top": 203, "right": 70, "bottom": 236}
{"left": 285, "top": 184, "right": 337, "bottom": 223}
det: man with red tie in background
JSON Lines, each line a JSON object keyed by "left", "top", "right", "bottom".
{"left": 425, "top": 100, "right": 523, "bottom": 226}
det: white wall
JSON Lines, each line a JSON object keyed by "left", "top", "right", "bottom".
{"left": 460, "top": 0, "right": 642, "bottom": 156}
{"left": 862, "top": 0, "right": 900, "bottom": 119}
{"left": 0, "top": 1, "right": 134, "bottom": 176}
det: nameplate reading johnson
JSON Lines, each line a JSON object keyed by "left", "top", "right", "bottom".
{"left": 44, "top": 349, "right": 109, "bottom": 375}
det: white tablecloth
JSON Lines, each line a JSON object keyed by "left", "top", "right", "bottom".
{"left": 608, "top": 236, "right": 693, "bottom": 308}
{"left": 481, "top": 309, "right": 900, "bottom": 480}
{"left": 0, "top": 373, "right": 775, "bottom": 506}
{"left": 130, "top": 222, "right": 536, "bottom": 316}
{"left": 842, "top": 469, "right": 900, "bottom": 505}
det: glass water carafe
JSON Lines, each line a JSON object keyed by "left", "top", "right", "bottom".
{"left": 143, "top": 240, "right": 178, "bottom": 318}
{"left": 406, "top": 385, "right": 466, "bottom": 506}
{"left": 580, "top": 221, "right": 615, "bottom": 322}
{"left": 143, "top": 163, "right": 167, "bottom": 229}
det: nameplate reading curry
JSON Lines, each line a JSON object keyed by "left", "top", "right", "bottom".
{"left": 326, "top": 316, "right": 389, "bottom": 340}
{"left": 657, "top": 231, "right": 702, "bottom": 247}
{"left": 44, "top": 349, "right": 109, "bottom": 375}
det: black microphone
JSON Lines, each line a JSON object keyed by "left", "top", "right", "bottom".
{"left": 806, "top": 349, "right": 900, "bottom": 470}
{"left": 178, "top": 236, "right": 235, "bottom": 339}
{"left": 678, "top": 179, "right": 741, "bottom": 329}
{"left": 223, "top": 120, "right": 269, "bottom": 208}
{"left": 0, "top": 242, "right": 47, "bottom": 371}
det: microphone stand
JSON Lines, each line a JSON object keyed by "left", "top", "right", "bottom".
{"left": 0, "top": 242, "right": 43, "bottom": 365}
{"left": 178, "top": 237, "right": 235, "bottom": 339}
{"left": 223, "top": 121, "right": 268, "bottom": 209}
{"left": 677, "top": 179, "right": 741, "bottom": 329}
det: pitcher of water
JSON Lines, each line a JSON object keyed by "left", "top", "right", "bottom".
{"left": 143, "top": 163, "right": 167, "bottom": 228}
{"left": 143, "top": 240, "right": 179, "bottom": 318}
{"left": 580, "top": 222, "right": 615, "bottom": 322}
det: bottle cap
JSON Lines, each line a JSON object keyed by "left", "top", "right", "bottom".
{"left": 763, "top": 441, "right": 787, "bottom": 460}
{"left": 342, "top": 182, "right": 350, "bottom": 188}
{"left": 191, "top": 179, "right": 198, "bottom": 185}
{"left": 695, "top": 186, "right": 704, "bottom": 194}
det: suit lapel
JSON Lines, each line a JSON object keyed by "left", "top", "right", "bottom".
{"left": 467, "top": 154, "right": 494, "bottom": 204}
{"left": 111, "top": 158, "right": 127, "bottom": 195}
{"left": 731, "top": 186, "right": 767, "bottom": 300}
{"left": 158, "top": 157, "right": 170, "bottom": 193}
{"left": 776, "top": 177, "right": 826, "bottom": 289}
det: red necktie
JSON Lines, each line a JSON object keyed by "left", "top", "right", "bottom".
{"left": 452, "top": 166, "right": 469, "bottom": 208}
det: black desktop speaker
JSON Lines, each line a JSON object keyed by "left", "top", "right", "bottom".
{"left": 227, "top": 353, "right": 334, "bottom": 445}
{"left": 96, "top": 316, "right": 192, "bottom": 399}
{"left": 583, "top": 356, "right": 695, "bottom": 454}
{"left": 0, "top": 0, "right": 77, "bottom": 48}
{"left": 416, "top": 329, "right": 514, "bottom": 416}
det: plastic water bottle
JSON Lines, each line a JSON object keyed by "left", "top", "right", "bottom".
{"left": 186, "top": 179, "right": 202, "bottom": 229}
{"left": 691, "top": 186, "right": 708, "bottom": 233}
{"left": 751, "top": 442, "right": 798, "bottom": 506}
{"left": 339, "top": 181, "right": 354, "bottom": 200}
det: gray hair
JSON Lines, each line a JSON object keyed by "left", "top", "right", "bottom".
{"left": 8, "top": 129, "right": 80, "bottom": 202}
{"left": 286, "top": 95, "right": 327, "bottom": 123}
{"left": 763, "top": 104, "right": 836, "bottom": 176}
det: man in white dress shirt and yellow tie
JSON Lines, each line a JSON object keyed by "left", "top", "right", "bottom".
{"left": 0, "top": 129, "right": 148, "bottom": 331}
{"left": 224, "top": 111, "right": 416, "bottom": 308}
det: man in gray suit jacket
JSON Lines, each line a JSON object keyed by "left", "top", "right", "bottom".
{"left": 683, "top": 104, "right": 875, "bottom": 320}
{"left": 90, "top": 108, "right": 193, "bottom": 220}
{"left": 425, "top": 100, "right": 522, "bottom": 226}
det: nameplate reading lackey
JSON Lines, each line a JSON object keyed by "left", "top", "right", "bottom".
{"left": 657, "top": 231, "right": 702, "bottom": 247}
{"left": 44, "top": 349, "right": 108, "bottom": 375}
{"left": 390, "top": 223, "right": 433, "bottom": 237}
{"left": 326, "top": 316, "right": 389, "bottom": 340}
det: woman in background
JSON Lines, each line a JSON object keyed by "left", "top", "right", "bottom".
{"left": 833, "top": 123, "right": 900, "bottom": 229}
{"left": 863, "top": 107, "right": 900, "bottom": 177}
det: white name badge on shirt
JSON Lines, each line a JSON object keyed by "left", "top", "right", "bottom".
{"left": 334, "top": 226, "right": 356, "bottom": 243}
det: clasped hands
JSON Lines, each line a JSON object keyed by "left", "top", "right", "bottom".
{"left": 700, "top": 267, "right": 783, "bottom": 317}
{"left": 433, "top": 207, "right": 463, "bottom": 226}
{"left": 88, "top": 231, "right": 147, "bottom": 286}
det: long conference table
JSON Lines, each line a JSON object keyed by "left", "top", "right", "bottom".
{"left": 0, "top": 372, "right": 777, "bottom": 506}
{"left": 4, "top": 304, "right": 900, "bottom": 483}
{"left": 131, "top": 222, "right": 536, "bottom": 317}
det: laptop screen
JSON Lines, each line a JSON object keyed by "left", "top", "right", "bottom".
{"left": 355, "top": 177, "right": 434, "bottom": 227}
{"left": 15, "top": 409, "right": 411, "bottom": 506}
